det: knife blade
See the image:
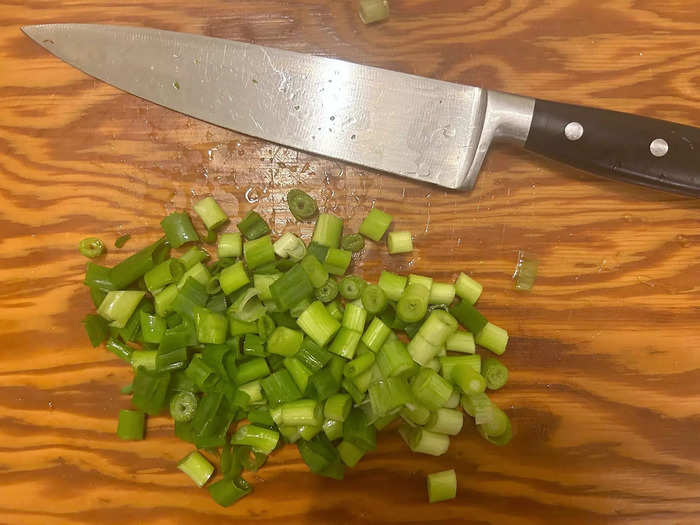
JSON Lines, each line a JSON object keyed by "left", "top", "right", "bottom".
{"left": 22, "top": 24, "right": 700, "bottom": 197}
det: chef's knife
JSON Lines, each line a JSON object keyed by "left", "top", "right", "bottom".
{"left": 22, "top": 24, "right": 700, "bottom": 197}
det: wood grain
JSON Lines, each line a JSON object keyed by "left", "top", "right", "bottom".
{"left": 1, "top": 1, "right": 700, "bottom": 523}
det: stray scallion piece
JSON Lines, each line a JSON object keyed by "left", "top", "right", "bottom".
{"left": 387, "top": 231, "right": 413, "bottom": 255}
{"left": 359, "top": 0, "right": 390, "bottom": 25}
{"left": 513, "top": 250, "right": 539, "bottom": 291}
{"left": 287, "top": 189, "right": 318, "bottom": 221}
{"left": 341, "top": 233, "right": 365, "bottom": 253}
{"left": 114, "top": 234, "right": 131, "bottom": 248}
{"left": 359, "top": 207, "right": 392, "bottom": 241}
{"left": 427, "top": 469, "right": 457, "bottom": 503}
{"left": 79, "top": 237, "right": 105, "bottom": 258}
{"left": 81, "top": 187, "right": 517, "bottom": 508}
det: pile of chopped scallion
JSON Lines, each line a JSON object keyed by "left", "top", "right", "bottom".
{"left": 81, "top": 189, "right": 511, "bottom": 507}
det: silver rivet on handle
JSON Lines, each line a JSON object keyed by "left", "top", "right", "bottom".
{"left": 650, "top": 138, "right": 669, "bottom": 157}
{"left": 564, "top": 122, "right": 584, "bottom": 141}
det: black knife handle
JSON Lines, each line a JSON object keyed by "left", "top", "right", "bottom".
{"left": 523, "top": 99, "right": 700, "bottom": 196}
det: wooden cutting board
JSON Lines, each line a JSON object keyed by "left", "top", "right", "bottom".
{"left": 2, "top": 1, "right": 699, "bottom": 523}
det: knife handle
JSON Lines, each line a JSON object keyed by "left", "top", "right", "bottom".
{"left": 523, "top": 99, "right": 700, "bottom": 197}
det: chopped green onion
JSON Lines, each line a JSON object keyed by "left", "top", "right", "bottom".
{"left": 169, "top": 391, "right": 197, "bottom": 423}
{"left": 242, "top": 333, "right": 266, "bottom": 358}
{"left": 97, "top": 290, "right": 145, "bottom": 328}
{"left": 400, "top": 402, "right": 431, "bottom": 426}
{"left": 218, "top": 232, "right": 242, "bottom": 258}
{"left": 425, "top": 408, "right": 463, "bottom": 435}
{"left": 342, "top": 301, "right": 367, "bottom": 332}
{"left": 368, "top": 376, "right": 410, "bottom": 417}
{"left": 270, "top": 263, "right": 314, "bottom": 310}
{"left": 238, "top": 380, "right": 264, "bottom": 405}
{"left": 83, "top": 314, "right": 110, "bottom": 347}
{"left": 361, "top": 317, "right": 392, "bottom": 352}
{"left": 361, "top": 284, "right": 388, "bottom": 315}
{"left": 105, "top": 337, "right": 134, "bottom": 362}
{"left": 177, "top": 262, "right": 211, "bottom": 291}
{"left": 114, "top": 234, "right": 131, "bottom": 248}
{"left": 341, "top": 233, "right": 364, "bottom": 253}
{"left": 359, "top": 207, "right": 392, "bottom": 241}
{"left": 417, "top": 310, "right": 458, "bottom": 347}
{"left": 326, "top": 300, "right": 343, "bottom": 321}
{"left": 177, "top": 450, "right": 214, "bottom": 487}
{"left": 343, "top": 352, "right": 375, "bottom": 378}
{"left": 408, "top": 274, "right": 433, "bottom": 291}
{"left": 455, "top": 272, "right": 482, "bottom": 304}
{"left": 387, "top": 231, "right": 413, "bottom": 254}
{"left": 307, "top": 241, "right": 329, "bottom": 263}
{"left": 378, "top": 271, "right": 406, "bottom": 302}
{"left": 376, "top": 338, "right": 415, "bottom": 378}
{"left": 296, "top": 337, "right": 332, "bottom": 372}
{"left": 479, "top": 405, "right": 509, "bottom": 438}
{"left": 513, "top": 250, "right": 539, "bottom": 291}
{"left": 219, "top": 261, "right": 249, "bottom": 295}
{"left": 267, "top": 326, "right": 304, "bottom": 356}
{"left": 131, "top": 350, "right": 157, "bottom": 370}
{"left": 408, "top": 427, "right": 450, "bottom": 456}
{"left": 281, "top": 399, "right": 322, "bottom": 426}
{"left": 84, "top": 262, "right": 115, "bottom": 292}
{"left": 312, "top": 213, "right": 343, "bottom": 248}
{"left": 429, "top": 282, "right": 455, "bottom": 305}
{"left": 79, "top": 237, "right": 105, "bottom": 258}
{"left": 297, "top": 434, "right": 343, "bottom": 476}
{"left": 297, "top": 301, "right": 341, "bottom": 347}
{"left": 324, "top": 393, "right": 352, "bottom": 422}
{"left": 300, "top": 254, "right": 329, "bottom": 289}
{"left": 116, "top": 409, "right": 145, "bottom": 440}
{"left": 244, "top": 235, "right": 275, "bottom": 270}
{"left": 324, "top": 247, "right": 352, "bottom": 276}
{"left": 449, "top": 300, "right": 488, "bottom": 335}
{"left": 307, "top": 366, "right": 341, "bottom": 401}
{"left": 397, "top": 283, "right": 429, "bottom": 323}
{"left": 445, "top": 331, "right": 475, "bottom": 353}
{"left": 290, "top": 297, "right": 312, "bottom": 318}
{"left": 482, "top": 357, "right": 508, "bottom": 390}
{"left": 209, "top": 477, "right": 252, "bottom": 507}
{"left": 298, "top": 424, "right": 323, "bottom": 441}
{"left": 283, "top": 356, "right": 313, "bottom": 392}
{"left": 328, "top": 327, "right": 362, "bottom": 359}
{"left": 261, "top": 369, "right": 303, "bottom": 406}
{"left": 315, "top": 278, "right": 339, "bottom": 303}
{"left": 478, "top": 414, "right": 513, "bottom": 446}
{"left": 144, "top": 259, "right": 186, "bottom": 292}
{"left": 337, "top": 439, "right": 366, "bottom": 467}
{"left": 475, "top": 322, "right": 509, "bottom": 355}
{"left": 406, "top": 334, "right": 438, "bottom": 367}
{"left": 439, "top": 355, "right": 481, "bottom": 381}
{"left": 238, "top": 210, "right": 270, "bottom": 240}
{"left": 273, "top": 232, "right": 306, "bottom": 261}
{"left": 339, "top": 275, "right": 367, "bottom": 300}
{"left": 411, "top": 367, "right": 453, "bottom": 411}
{"left": 231, "top": 424, "right": 279, "bottom": 454}
{"left": 111, "top": 237, "right": 168, "bottom": 289}
{"left": 193, "top": 196, "right": 228, "bottom": 231}
{"left": 253, "top": 273, "right": 281, "bottom": 301}
{"left": 178, "top": 246, "right": 209, "bottom": 271}
{"left": 233, "top": 357, "right": 270, "bottom": 384}
{"left": 344, "top": 407, "right": 376, "bottom": 451}
{"left": 323, "top": 418, "right": 344, "bottom": 441}
{"left": 287, "top": 189, "right": 318, "bottom": 221}
{"left": 161, "top": 212, "right": 199, "bottom": 248}
{"left": 451, "top": 364, "right": 486, "bottom": 396}
{"left": 427, "top": 469, "right": 456, "bottom": 503}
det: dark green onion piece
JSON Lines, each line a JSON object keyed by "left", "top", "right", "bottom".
{"left": 105, "top": 337, "right": 134, "bottom": 362}
{"left": 132, "top": 367, "right": 171, "bottom": 415}
{"left": 287, "top": 189, "right": 318, "bottom": 221}
{"left": 160, "top": 212, "right": 199, "bottom": 248}
{"left": 79, "top": 237, "right": 105, "bottom": 258}
{"left": 449, "top": 300, "right": 488, "bottom": 335}
{"left": 359, "top": 207, "right": 392, "bottom": 241}
{"left": 114, "top": 234, "right": 131, "bottom": 248}
{"left": 169, "top": 391, "right": 197, "bottom": 422}
{"left": 270, "top": 263, "right": 314, "bottom": 310}
{"left": 315, "top": 278, "right": 339, "bottom": 303}
{"left": 209, "top": 477, "right": 252, "bottom": 507}
{"left": 306, "top": 367, "right": 341, "bottom": 401}
{"left": 83, "top": 314, "right": 110, "bottom": 347}
{"left": 261, "top": 369, "right": 303, "bottom": 406}
{"left": 361, "top": 284, "right": 387, "bottom": 315}
{"left": 110, "top": 237, "right": 168, "bottom": 289}
{"left": 283, "top": 357, "right": 313, "bottom": 392}
{"left": 343, "top": 407, "right": 376, "bottom": 451}
{"left": 297, "top": 433, "right": 343, "bottom": 475}
{"left": 307, "top": 241, "right": 329, "bottom": 263}
{"left": 116, "top": 409, "right": 145, "bottom": 440}
{"left": 296, "top": 338, "right": 332, "bottom": 372}
{"left": 238, "top": 210, "right": 270, "bottom": 240}
{"left": 341, "top": 233, "right": 364, "bottom": 253}
{"left": 312, "top": 213, "right": 343, "bottom": 248}
{"left": 144, "top": 258, "right": 186, "bottom": 292}
{"left": 193, "top": 196, "right": 228, "bottom": 231}
{"left": 339, "top": 275, "right": 367, "bottom": 300}
{"left": 84, "top": 262, "right": 116, "bottom": 292}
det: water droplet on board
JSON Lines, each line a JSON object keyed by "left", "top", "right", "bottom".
{"left": 245, "top": 187, "right": 259, "bottom": 203}
{"left": 442, "top": 126, "right": 456, "bottom": 138}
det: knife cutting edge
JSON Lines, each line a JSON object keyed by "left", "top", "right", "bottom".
{"left": 21, "top": 24, "right": 700, "bottom": 197}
